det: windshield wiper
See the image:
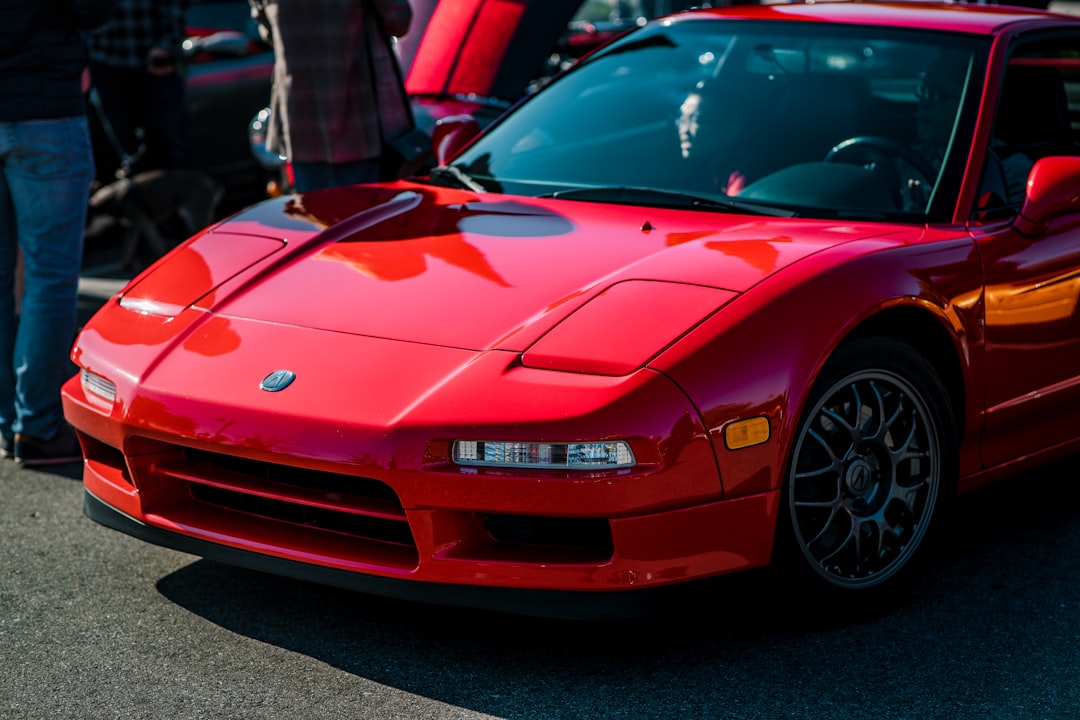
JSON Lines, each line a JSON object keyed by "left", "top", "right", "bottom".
{"left": 540, "top": 186, "right": 796, "bottom": 217}
{"left": 428, "top": 165, "right": 486, "bottom": 193}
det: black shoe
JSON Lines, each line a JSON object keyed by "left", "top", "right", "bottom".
{"left": 14, "top": 424, "right": 83, "bottom": 467}
{"left": 0, "top": 435, "right": 11, "bottom": 460}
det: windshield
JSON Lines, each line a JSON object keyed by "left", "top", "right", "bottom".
{"left": 437, "top": 19, "right": 988, "bottom": 221}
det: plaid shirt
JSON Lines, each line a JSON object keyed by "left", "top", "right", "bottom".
{"left": 250, "top": 0, "right": 413, "bottom": 164}
{"left": 86, "top": 0, "right": 188, "bottom": 69}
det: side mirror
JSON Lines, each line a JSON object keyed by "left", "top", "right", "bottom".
{"left": 431, "top": 115, "right": 481, "bottom": 167}
{"left": 1014, "top": 156, "right": 1080, "bottom": 237}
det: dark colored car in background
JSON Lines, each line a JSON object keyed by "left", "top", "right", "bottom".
{"left": 184, "top": 0, "right": 275, "bottom": 204}
{"left": 88, "top": 0, "right": 275, "bottom": 209}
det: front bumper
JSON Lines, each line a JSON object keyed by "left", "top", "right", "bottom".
{"left": 83, "top": 485, "right": 778, "bottom": 619}
{"left": 64, "top": 312, "right": 781, "bottom": 613}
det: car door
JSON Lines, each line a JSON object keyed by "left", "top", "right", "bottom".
{"left": 974, "top": 35, "right": 1080, "bottom": 467}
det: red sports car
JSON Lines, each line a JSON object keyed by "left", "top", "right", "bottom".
{"left": 63, "top": 2, "right": 1080, "bottom": 618}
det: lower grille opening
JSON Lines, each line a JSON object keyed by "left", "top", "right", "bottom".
{"left": 184, "top": 448, "right": 399, "bottom": 503}
{"left": 191, "top": 484, "right": 414, "bottom": 547}
{"left": 484, "top": 514, "right": 614, "bottom": 555}
{"left": 81, "top": 434, "right": 133, "bottom": 488}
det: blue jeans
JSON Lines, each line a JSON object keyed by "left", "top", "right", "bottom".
{"left": 0, "top": 116, "right": 93, "bottom": 442}
{"left": 291, "top": 158, "right": 381, "bottom": 193}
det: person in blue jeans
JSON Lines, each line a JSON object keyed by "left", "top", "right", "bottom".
{"left": 0, "top": 0, "right": 117, "bottom": 466}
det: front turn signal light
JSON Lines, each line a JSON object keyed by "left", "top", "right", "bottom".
{"left": 80, "top": 369, "right": 117, "bottom": 410}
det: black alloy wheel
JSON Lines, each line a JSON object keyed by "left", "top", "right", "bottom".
{"left": 783, "top": 337, "right": 955, "bottom": 597}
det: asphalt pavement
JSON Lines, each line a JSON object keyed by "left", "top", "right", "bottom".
{"left": 3, "top": 443, "right": 1080, "bottom": 718}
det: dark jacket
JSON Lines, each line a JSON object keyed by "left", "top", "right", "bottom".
{"left": 250, "top": 0, "right": 413, "bottom": 163}
{"left": 0, "top": 0, "right": 116, "bottom": 122}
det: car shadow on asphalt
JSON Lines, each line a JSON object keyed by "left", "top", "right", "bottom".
{"left": 22, "top": 462, "right": 83, "bottom": 481}
{"left": 151, "top": 454, "right": 1080, "bottom": 717}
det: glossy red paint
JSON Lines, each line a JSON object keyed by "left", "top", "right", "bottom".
{"left": 521, "top": 282, "right": 738, "bottom": 376}
{"left": 67, "top": 177, "right": 875, "bottom": 599}
{"left": 694, "top": 1, "right": 1057, "bottom": 34}
{"left": 972, "top": 157, "right": 1080, "bottom": 468}
{"left": 407, "top": 0, "right": 523, "bottom": 98}
{"left": 200, "top": 185, "right": 849, "bottom": 352}
{"left": 1019, "top": 155, "right": 1080, "bottom": 227}
{"left": 63, "top": 3, "right": 1080, "bottom": 615}
{"left": 404, "top": 0, "right": 583, "bottom": 101}
{"left": 653, "top": 229, "right": 985, "bottom": 497}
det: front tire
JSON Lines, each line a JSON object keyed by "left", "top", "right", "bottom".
{"left": 780, "top": 338, "right": 955, "bottom": 601}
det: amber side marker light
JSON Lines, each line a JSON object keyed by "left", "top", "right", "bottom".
{"left": 724, "top": 416, "right": 771, "bottom": 450}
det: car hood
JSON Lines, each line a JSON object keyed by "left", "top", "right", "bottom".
{"left": 124, "top": 183, "right": 901, "bottom": 353}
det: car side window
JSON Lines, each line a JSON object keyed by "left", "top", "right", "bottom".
{"left": 976, "top": 38, "right": 1080, "bottom": 217}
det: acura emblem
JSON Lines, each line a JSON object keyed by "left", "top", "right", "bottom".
{"left": 260, "top": 369, "right": 296, "bottom": 392}
{"left": 846, "top": 460, "right": 873, "bottom": 494}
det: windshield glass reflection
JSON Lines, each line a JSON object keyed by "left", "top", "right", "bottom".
{"left": 440, "top": 20, "right": 987, "bottom": 221}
